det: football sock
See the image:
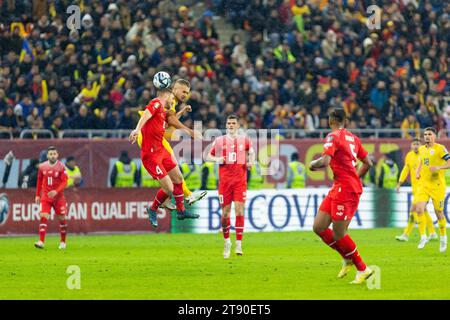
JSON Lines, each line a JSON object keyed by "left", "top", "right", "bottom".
{"left": 39, "top": 216, "right": 48, "bottom": 242}
{"left": 425, "top": 210, "right": 436, "bottom": 235}
{"left": 150, "top": 189, "right": 169, "bottom": 211}
{"left": 59, "top": 220, "right": 67, "bottom": 243}
{"left": 417, "top": 213, "right": 426, "bottom": 237}
{"left": 403, "top": 211, "right": 415, "bottom": 236}
{"left": 182, "top": 181, "right": 192, "bottom": 197}
{"left": 318, "top": 228, "right": 345, "bottom": 258}
{"left": 335, "top": 235, "right": 367, "bottom": 271}
{"left": 173, "top": 183, "right": 186, "bottom": 212}
{"left": 438, "top": 218, "right": 447, "bottom": 237}
{"left": 235, "top": 215, "right": 244, "bottom": 241}
{"left": 222, "top": 216, "right": 230, "bottom": 239}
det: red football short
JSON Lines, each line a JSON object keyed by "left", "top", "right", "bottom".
{"left": 319, "top": 191, "right": 361, "bottom": 221}
{"left": 40, "top": 196, "right": 67, "bottom": 216}
{"left": 141, "top": 148, "right": 177, "bottom": 180}
{"left": 218, "top": 180, "right": 247, "bottom": 207}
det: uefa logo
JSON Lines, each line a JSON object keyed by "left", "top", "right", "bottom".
{"left": 0, "top": 193, "right": 9, "bottom": 225}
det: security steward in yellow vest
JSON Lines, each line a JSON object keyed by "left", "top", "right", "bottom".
{"left": 248, "top": 162, "right": 264, "bottom": 190}
{"left": 378, "top": 155, "right": 399, "bottom": 189}
{"left": 65, "top": 156, "right": 83, "bottom": 187}
{"left": 138, "top": 164, "right": 160, "bottom": 187}
{"left": 110, "top": 151, "right": 137, "bottom": 187}
{"left": 286, "top": 152, "right": 306, "bottom": 188}
{"left": 180, "top": 161, "right": 202, "bottom": 190}
{"left": 201, "top": 162, "right": 218, "bottom": 190}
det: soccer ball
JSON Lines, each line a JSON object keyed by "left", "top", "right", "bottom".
{"left": 153, "top": 71, "right": 171, "bottom": 89}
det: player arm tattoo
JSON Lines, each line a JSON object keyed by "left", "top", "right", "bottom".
{"left": 166, "top": 112, "right": 196, "bottom": 138}
{"left": 309, "top": 155, "right": 331, "bottom": 171}
{"left": 357, "top": 155, "right": 373, "bottom": 179}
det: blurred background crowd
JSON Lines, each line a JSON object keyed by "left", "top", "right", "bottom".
{"left": 0, "top": 0, "right": 449, "bottom": 138}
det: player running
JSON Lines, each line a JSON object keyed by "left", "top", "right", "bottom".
{"left": 129, "top": 88, "right": 199, "bottom": 227}
{"left": 415, "top": 127, "right": 449, "bottom": 252}
{"left": 206, "top": 114, "right": 255, "bottom": 258}
{"left": 310, "top": 108, "right": 374, "bottom": 284}
{"left": 34, "top": 146, "right": 68, "bottom": 249}
{"left": 395, "top": 138, "right": 437, "bottom": 242}
{"left": 138, "top": 78, "right": 206, "bottom": 209}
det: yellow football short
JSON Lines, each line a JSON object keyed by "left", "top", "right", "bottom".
{"left": 415, "top": 186, "right": 445, "bottom": 211}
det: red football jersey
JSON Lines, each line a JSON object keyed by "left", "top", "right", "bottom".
{"left": 36, "top": 160, "right": 68, "bottom": 201}
{"left": 141, "top": 98, "right": 167, "bottom": 154}
{"left": 210, "top": 135, "right": 252, "bottom": 184}
{"left": 322, "top": 128, "right": 368, "bottom": 195}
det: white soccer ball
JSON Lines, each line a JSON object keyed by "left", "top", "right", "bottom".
{"left": 153, "top": 71, "right": 172, "bottom": 89}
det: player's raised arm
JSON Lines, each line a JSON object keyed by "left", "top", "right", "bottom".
{"left": 130, "top": 108, "right": 152, "bottom": 144}
{"left": 166, "top": 111, "right": 202, "bottom": 140}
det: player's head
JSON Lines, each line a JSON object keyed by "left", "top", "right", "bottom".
{"left": 291, "top": 152, "right": 299, "bottom": 162}
{"left": 226, "top": 114, "right": 240, "bottom": 136}
{"left": 157, "top": 88, "right": 174, "bottom": 109}
{"left": 47, "top": 146, "right": 59, "bottom": 164}
{"left": 328, "top": 108, "right": 346, "bottom": 129}
{"left": 423, "top": 127, "right": 437, "bottom": 144}
{"left": 411, "top": 138, "right": 421, "bottom": 152}
{"left": 171, "top": 78, "right": 191, "bottom": 103}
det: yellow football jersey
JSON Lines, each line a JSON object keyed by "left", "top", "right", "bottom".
{"left": 399, "top": 150, "right": 421, "bottom": 191}
{"left": 418, "top": 143, "right": 450, "bottom": 190}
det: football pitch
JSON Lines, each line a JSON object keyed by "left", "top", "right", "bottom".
{"left": 0, "top": 229, "right": 449, "bottom": 300}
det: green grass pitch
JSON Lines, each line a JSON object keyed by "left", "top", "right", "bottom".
{"left": 0, "top": 229, "right": 449, "bottom": 299}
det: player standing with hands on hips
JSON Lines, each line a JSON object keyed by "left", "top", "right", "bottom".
{"left": 207, "top": 115, "right": 255, "bottom": 258}
{"left": 34, "top": 146, "right": 69, "bottom": 249}
{"left": 310, "top": 108, "right": 375, "bottom": 284}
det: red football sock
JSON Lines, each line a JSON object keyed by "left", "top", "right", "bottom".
{"left": 150, "top": 189, "right": 169, "bottom": 211}
{"left": 335, "top": 234, "right": 367, "bottom": 271}
{"left": 59, "top": 220, "right": 67, "bottom": 243}
{"left": 222, "top": 216, "right": 231, "bottom": 239}
{"left": 235, "top": 215, "right": 244, "bottom": 241}
{"left": 318, "top": 228, "right": 346, "bottom": 258}
{"left": 39, "top": 216, "right": 48, "bottom": 242}
{"left": 173, "top": 183, "right": 185, "bottom": 212}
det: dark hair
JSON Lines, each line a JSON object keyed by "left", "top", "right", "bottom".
{"left": 291, "top": 152, "right": 299, "bottom": 161}
{"left": 47, "top": 146, "right": 57, "bottom": 152}
{"left": 66, "top": 156, "right": 75, "bottom": 162}
{"left": 424, "top": 127, "right": 437, "bottom": 134}
{"left": 328, "top": 108, "right": 346, "bottom": 123}
{"left": 411, "top": 138, "right": 421, "bottom": 143}
{"left": 227, "top": 114, "right": 239, "bottom": 121}
{"left": 173, "top": 78, "right": 190, "bottom": 88}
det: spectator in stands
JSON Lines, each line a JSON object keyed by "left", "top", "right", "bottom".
{"left": 18, "top": 158, "right": 39, "bottom": 188}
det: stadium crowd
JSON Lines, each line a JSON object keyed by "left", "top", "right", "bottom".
{"left": 0, "top": 0, "right": 449, "bottom": 138}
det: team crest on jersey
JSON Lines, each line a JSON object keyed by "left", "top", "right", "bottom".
{"left": 239, "top": 144, "right": 244, "bottom": 151}
{"left": 430, "top": 149, "right": 435, "bottom": 155}
{"left": 55, "top": 172, "right": 59, "bottom": 177}
{"left": 327, "top": 136, "right": 334, "bottom": 142}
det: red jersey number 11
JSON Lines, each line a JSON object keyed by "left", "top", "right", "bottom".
{"left": 48, "top": 177, "right": 53, "bottom": 186}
